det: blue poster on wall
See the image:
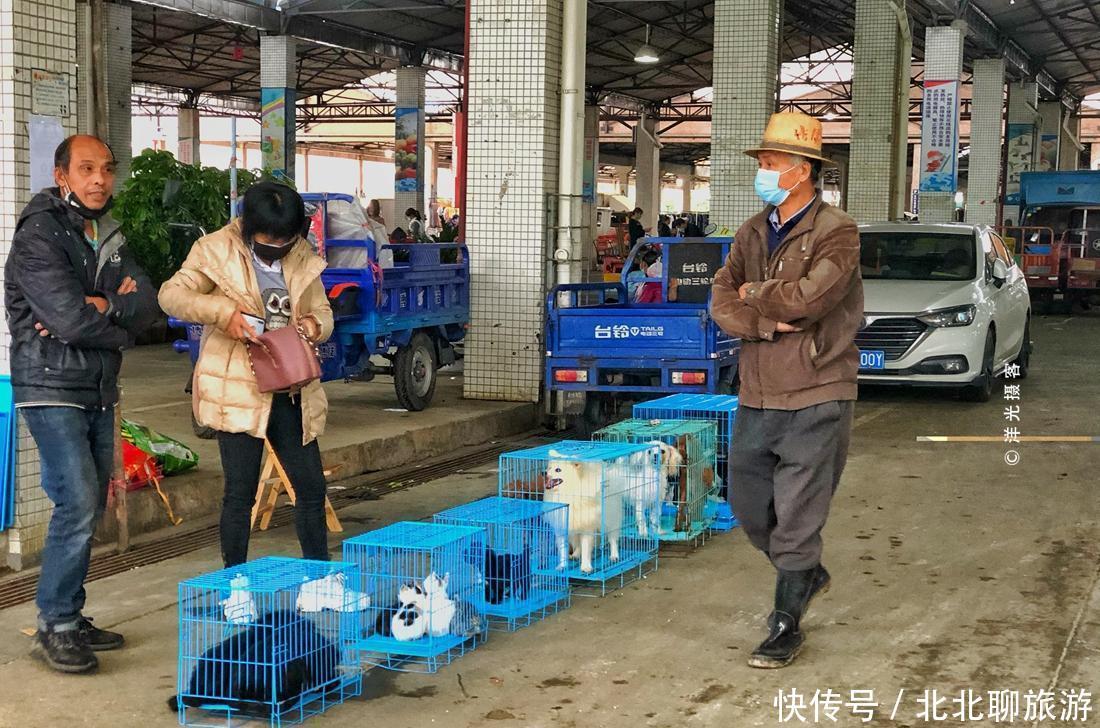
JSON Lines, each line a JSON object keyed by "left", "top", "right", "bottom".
{"left": 919, "top": 80, "right": 960, "bottom": 193}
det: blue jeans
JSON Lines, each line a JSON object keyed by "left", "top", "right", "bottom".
{"left": 22, "top": 405, "right": 115, "bottom": 631}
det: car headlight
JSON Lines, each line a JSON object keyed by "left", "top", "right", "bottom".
{"left": 917, "top": 304, "right": 976, "bottom": 328}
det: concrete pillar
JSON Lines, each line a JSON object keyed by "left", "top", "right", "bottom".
{"left": 582, "top": 105, "right": 600, "bottom": 267}
{"left": 427, "top": 141, "right": 439, "bottom": 217}
{"left": 617, "top": 167, "right": 631, "bottom": 197}
{"left": 1, "top": 0, "right": 81, "bottom": 569}
{"left": 178, "top": 106, "right": 201, "bottom": 166}
{"left": 634, "top": 114, "right": 660, "bottom": 229}
{"left": 848, "top": 0, "right": 911, "bottom": 223}
{"left": 1004, "top": 82, "right": 1039, "bottom": 224}
{"left": 681, "top": 177, "right": 692, "bottom": 213}
{"left": 76, "top": 1, "right": 132, "bottom": 187}
{"left": 964, "top": 58, "right": 1005, "bottom": 227}
{"left": 394, "top": 65, "right": 427, "bottom": 217}
{"left": 917, "top": 24, "right": 965, "bottom": 223}
{"left": 463, "top": 0, "right": 563, "bottom": 403}
{"left": 1038, "top": 102, "right": 1063, "bottom": 173}
{"left": 711, "top": 0, "right": 783, "bottom": 231}
{"left": 260, "top": 35, "right": 296, "bottom": 183}
{"left": 1059, "top": 115, "right": 1082, "bottom": 171}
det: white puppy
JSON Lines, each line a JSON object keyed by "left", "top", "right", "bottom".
{"left": 422, "top": 572, "right": 456, "bottom": 637}
{"left": 623, "top": 444, "right": 668, "bottom": 538}
{"left": 544, "top": 452, "right": 622, "bottom": 574}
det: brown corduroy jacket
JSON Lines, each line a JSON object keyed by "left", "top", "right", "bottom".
{"left": 710, "top": 197, "right": 863, "bottom": 410}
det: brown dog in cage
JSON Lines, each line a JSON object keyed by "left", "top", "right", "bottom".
{"left": 673, "top": 434, "right": 715, "bottom": 533}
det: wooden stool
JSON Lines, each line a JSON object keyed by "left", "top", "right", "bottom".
{"left": 250, "top": 440, "right": 343, "bottom": 533}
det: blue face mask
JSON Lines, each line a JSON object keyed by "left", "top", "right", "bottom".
{"left": 754, "top": 164, "right": 799, "bottom": 207}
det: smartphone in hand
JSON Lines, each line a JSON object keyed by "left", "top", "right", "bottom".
{"left": 241, "top": 313, "right": 266, "bottom": 338}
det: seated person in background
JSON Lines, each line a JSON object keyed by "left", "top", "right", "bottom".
{"left": 658, "top": 215, "right": 673, "bottom": 237}
{"left": 627, "top": 249, "right": 660, "bottom": 302}
{"left": 673, "top": 217, "right": 706, "bottom": 237}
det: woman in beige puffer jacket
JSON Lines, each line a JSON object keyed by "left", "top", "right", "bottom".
{"left": 159, "top": 183, "right": 334, "bottom": 567}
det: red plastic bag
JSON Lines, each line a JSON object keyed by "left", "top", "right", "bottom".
{"left": 122, "top": 441, "right": 161, "bottom": 492}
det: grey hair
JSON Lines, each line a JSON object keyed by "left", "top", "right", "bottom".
{"left": 788, "top": 154, "right": 821, "bottom": 185}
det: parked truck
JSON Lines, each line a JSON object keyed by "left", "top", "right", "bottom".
{"left": 1006, "top": 170, "right": 1100, "bottom": 310}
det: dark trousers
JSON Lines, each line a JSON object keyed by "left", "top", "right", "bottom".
{"left": 729, "top": 401, "right": 854, "bottom": 571}
{"left": 23, "top": 405, "right": 115, "bottom": 631}
{"left": 217, "top": 394, "right": 329, "bottom": 567}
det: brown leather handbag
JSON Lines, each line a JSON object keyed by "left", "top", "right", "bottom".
{"left": 246, "top": 325, "right": 321, "bottom": 393}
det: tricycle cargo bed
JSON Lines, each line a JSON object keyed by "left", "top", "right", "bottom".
{"left": 550, "top": 306, "right": 719, "bottom": 359}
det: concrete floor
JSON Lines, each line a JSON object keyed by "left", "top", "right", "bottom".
{"left": 1, "top": 312, "right": 1099, "bottom": 727}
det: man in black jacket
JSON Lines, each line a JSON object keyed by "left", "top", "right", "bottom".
{"left": 4, "top": 135, "right": 157, "bottom": 674}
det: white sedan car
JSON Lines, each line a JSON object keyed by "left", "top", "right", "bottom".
{"left": 856, "top": 222, "right": 1031, "bottom": 401}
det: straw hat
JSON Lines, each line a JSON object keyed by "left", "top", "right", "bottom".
{"left": 744, "top": 111, "right": 835, "bottom": 166}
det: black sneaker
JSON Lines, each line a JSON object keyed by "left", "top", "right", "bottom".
{"left": 77, "top": 617, "right": 125, "bottom": 651}
{"left": 31, "top": 628, "right": 98, "bottom": 674}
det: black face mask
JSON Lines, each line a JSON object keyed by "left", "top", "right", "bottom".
{"left": 250, "top": 239, "right": 295, "bottom": 263}
{"left": 61, "top": 189, "right": 114, "bottom": 220}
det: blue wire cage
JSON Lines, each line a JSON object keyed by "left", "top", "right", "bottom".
{"left": 341, "top": 521, "right": 487, "bottom": 673}
{"left": 434, "top": 496, "right": 570, "bottom": 631}
{"left": 176, "top": 557, "right": 364, "bottom": 727}
{"left": 594, "top": 419, "right": 719, "bottom": 543}
{"left": 633, "top": 394, "right": 740, "bottom": 487}
{"left": 498, "top": 440, "right": 660, "bottom": 595}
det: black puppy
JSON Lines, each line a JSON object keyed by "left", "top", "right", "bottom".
{"left": 484, "top": 547, "right": 532, "bottom": 605}
{"left": 169, "top": 609, "right": 338, "bottom": 717}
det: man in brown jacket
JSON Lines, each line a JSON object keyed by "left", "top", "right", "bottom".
{"left": 710, "top": 112, "right": 863, "bottom": 668}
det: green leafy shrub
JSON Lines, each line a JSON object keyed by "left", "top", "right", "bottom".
{"left": 113, "top": 149, "right": 260, "bottom": 287}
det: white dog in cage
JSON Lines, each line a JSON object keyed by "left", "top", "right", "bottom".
{"left": 638, "top": 441, "right": 682, "bottom": 536}
{"left": 544, "top": 452, "right": 623, "bottom": 574}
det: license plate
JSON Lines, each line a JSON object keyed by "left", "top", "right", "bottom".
{"left": 859, "top": 350, "right": 885, "bottom": 370}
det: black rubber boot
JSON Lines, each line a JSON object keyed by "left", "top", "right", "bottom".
{"left": 766, "top": 563, "right": 831, "bottom": 631}
{"left": 77, "top": 617, "right": 125, "bottom": 651}
{"left": 806, "top": 564, "right": 831, "bottom": 614}
{"left": 749, "top": 568, "right": 816, "bottom": 669}
{"left": 31, "top": 627, "right": 98, "bottom": 674}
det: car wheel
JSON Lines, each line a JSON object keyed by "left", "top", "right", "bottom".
{"left": 1010, "top": 318, "right": 1031, "bottom": 380}
{"left": 961, "top": 330, "right": 995, "bottom": 402}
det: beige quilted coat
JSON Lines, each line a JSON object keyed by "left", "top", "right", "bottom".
{"left": 158, "top": 219, "right": 333, "bottom": 444}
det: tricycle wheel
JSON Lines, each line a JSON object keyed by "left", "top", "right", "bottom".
{"left": 394, "top": 332, "right": 438, "bottom": 411}
{"left": 192, "top": 412, "right": 217, "bottom": 440}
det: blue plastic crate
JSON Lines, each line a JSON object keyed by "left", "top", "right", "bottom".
{"left": 342, "top": 521, "right": 487, "bottom": 673}
{"left": 594, "top": 419, "right": 719, "bottom": 543}
{"left": 498, "top": 440, "right": 660, "bottom": 595}
{"left": 634, "top": 394, "right": 740, "bottom": 486}
{"left": 434, "top": 497, "right": 570, "bottom": 631}
{"left": 176, "top": 557, "right": 364, "bottom": 727}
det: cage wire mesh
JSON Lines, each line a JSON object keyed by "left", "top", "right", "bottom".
{"left": 594, "top": 418, "right": 719, "bottom": 543}
{"left": 633, "top": 395, "right": 740, "bottom": 489}
{"left": 341, "top": 521, "right": 487, "bottom": 673}
{"left": 498, "top": 440, "right": 660, "bottom": 595}
{"left": 434, "top": 496, "right": 570, "bottom": 631}
{"left": 176, "top": 557, "right": 364, "bottom": 727}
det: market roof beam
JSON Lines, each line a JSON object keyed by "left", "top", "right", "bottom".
{"left": 128, "top": 0, "right": 463, "bottom": 72}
